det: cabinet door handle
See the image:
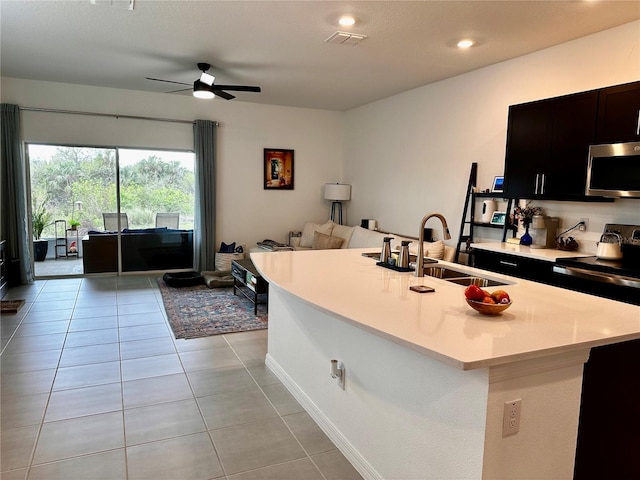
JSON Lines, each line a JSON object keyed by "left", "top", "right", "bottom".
{"left": 540, "top": 173, "right": 546, "bottom": 194}
{"left": 636, "top": 110, "right": 640, "bottom": 136}
{"left": 535, "top": 174, "right": 540, "bottom": 194}
{"left": 499, "top": 260, "right": 519, "bottom": 268}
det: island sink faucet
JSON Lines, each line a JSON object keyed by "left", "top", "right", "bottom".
{"left": 415, "top": 213, "right": 452, "bottom": 277}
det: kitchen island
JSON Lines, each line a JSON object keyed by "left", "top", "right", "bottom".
{"left": 250, "top": 248, "right": 640, "bottom": 480}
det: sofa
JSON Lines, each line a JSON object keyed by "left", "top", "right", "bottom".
{"left": 289, "top": 220, "right": 455, "bottom": 262}
{"left": 82, "top": 227, "right": 193, "bottom": 273}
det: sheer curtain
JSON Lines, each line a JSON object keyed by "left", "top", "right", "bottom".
{"left": 1, "top": 104, "right": 33, "bottom": 285}
{"left": 193, "top": 120, "right": 217, "bottom": 272}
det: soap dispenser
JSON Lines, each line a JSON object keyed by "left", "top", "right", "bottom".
{"left": 380, "top": 237, "right": 394, "bottom": 264}
{"left": 398, "top": 240, "right": 412, "bottom": 269}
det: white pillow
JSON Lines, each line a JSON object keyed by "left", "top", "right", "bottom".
{"left": 391, "top": 237, "right": 445, "bottom": 260}
{"left": 331, "top": 223, "right": 355, "bottom": 249}
{"left": 423, "top": 240, "right": 445, "bottom": 260}
{"left": 347, "top": 226, "right": 387, "bottom": 249}
{"left": 300, "top": 220, "right": 334, "bottom": 248}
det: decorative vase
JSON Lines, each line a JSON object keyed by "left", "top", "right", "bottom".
{"left": 520, "top": 225, "right": 533, "bottom": 246}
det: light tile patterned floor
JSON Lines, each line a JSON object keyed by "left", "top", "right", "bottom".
{"left": 1, "top": 276, "right": 363, "bottom": 480}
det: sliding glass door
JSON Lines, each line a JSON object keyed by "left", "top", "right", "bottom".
{"left": 118, "top": 149, "right": 195, "bottom": 272}
{"left": 27, "top": 144, "right": 195, "bottom": 277}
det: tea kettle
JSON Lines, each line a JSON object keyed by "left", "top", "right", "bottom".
{"left": 596, "top": 232, "right": 623, "bottom": 260}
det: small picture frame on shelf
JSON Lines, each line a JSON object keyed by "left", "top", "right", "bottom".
{"left": 492, "top": 176, "right": 504, "bottom": 193}
{"left": 490, "top": 211, "right": 506, "bottom": 225}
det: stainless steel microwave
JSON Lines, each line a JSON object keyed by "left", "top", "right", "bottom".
{"left": 585, "top": 141, "right": 640, "bottom": 198}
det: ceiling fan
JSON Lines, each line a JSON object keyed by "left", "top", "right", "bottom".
{"left": 146, "top": 63, "right": 261, "bottom": 100}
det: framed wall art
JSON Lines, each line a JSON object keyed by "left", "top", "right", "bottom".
{"left": 264, "top": 148, "right": 294, "bottom": 190}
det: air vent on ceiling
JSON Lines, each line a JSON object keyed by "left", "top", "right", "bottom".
{"left": 90, "top": 0, "right": 134, "bottom": 11}
{"left": 325, "top": 31, "right": 367, "bottom": 46}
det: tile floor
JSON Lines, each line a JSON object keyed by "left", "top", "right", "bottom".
{"left": 1, "top": 276, "right": 363, "bottom": 480}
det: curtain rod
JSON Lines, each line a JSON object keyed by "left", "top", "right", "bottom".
{"left": 18, "top": 106, "right": 218, "bottom": 126}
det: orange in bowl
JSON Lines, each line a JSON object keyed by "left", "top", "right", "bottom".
{"left": 466, "top": 298, "right": 511, "bottom": 315}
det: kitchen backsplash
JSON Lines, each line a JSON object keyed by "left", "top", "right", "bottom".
{"left": 474, "top": 198, "right": 639, "bottom": 255}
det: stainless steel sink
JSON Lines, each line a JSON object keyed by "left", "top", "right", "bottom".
{"left": 446, "top": 277, "right": 508, "bottom": 287}
{"left": 423, "top": 267, "right": 471, "bottom": 279}
{"left": 423, "top": 266, "right": 508, "bottom": 287}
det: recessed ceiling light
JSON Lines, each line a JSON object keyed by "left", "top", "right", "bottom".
{"left": 339, "top": 15, "right": 356, "bottom": 27}
{"left": 457, "top": 39, "right": 475, "bottom": 49}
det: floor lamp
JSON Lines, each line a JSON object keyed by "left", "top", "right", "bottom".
{"left": 324, "top": 183, "right": 351, "bottom": 225}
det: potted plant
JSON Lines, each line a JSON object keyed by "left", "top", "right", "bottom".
{"left": 69, "top": 218, "right": 81, "bottom": 230}
{"left": 32, "top": 200, "right": 52, "bottom": 262}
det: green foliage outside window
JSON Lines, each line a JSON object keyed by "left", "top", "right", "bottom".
{"left": 29, "top": 146, "right": 195, "bottom": 238}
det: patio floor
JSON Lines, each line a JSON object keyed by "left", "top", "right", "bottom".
{"left": 34, "top": 257, "right": 85, "bottom": 277}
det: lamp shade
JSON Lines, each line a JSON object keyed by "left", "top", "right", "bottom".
{"left": 324, "top": 183, "right": 351, "bottom": 201}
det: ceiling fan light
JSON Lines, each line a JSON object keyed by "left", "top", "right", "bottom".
{"left": 193, "top": 81, "right": 215, "bottom": 99}
{"left": 193, "top": 90, "right": 215, "bottom": 99}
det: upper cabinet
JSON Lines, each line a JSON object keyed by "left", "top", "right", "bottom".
{"left": 503, "top": 80, "right": 640, "bottom": 201}
{"left": 595, "top": 81, "right": 640, "bottom": 144}
{"left": 504, "top": 90, "right": 598, "bottom": 199}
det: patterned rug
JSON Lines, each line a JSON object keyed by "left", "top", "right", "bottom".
{"left": 157, "top": 279, "right": 267, "bottom": 339}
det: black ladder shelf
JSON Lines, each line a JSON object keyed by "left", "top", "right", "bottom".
{"left": 454, "top": 163, "right": 515, "bottom": 264}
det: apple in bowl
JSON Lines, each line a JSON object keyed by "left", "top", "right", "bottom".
{"left": 465, "top": 286, "right": 512, "bottom": 315}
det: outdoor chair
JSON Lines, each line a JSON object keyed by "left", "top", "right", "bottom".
{"left": 156, "top": 212, "right": 179, "bottom": 229}
{"left": 103, "top": 213, "right": 128, "bottom": 231}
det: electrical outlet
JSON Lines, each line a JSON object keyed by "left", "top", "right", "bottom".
{"left": 579, "top": 218, "right": 589, "bottom": 232}
{"left": 502, "top": 399, "right": 521, "bottom": 437}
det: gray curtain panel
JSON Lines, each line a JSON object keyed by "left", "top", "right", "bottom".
{"left": 193, "top": 120, "right": 217, "bottom": 272}
{"left": 1, "top": 103, "right": 34, "bottom": 285}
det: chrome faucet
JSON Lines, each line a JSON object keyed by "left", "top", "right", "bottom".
{"left": 414, "top": 213, "right": 452, "bottom": 277}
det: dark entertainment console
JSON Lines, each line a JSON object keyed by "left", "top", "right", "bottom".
{"left": 231, "top": 258, "right": 268, "bottom": 315}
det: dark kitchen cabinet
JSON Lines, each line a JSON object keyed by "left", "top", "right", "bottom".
{"left": 471, "top": 248, "right": 556, "bottom": 285}
{"left": 503, "top": 90, "right": 598, "bottom": 199}
{"left": 573, "top": 338, "right": 640, "bottom": 480}
{"left": 595, "top": 80, "right": 640, "bottom": 144}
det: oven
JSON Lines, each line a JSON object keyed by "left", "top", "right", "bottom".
{"left": 552, "top": 223, "right": 640, "bottom": 306}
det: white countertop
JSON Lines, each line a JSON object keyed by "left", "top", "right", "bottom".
{"left": 251, "top": 248, "right": 640, "bottom": 370}
{"left": 471, "top": 242, "right": 593, "bottom": 262}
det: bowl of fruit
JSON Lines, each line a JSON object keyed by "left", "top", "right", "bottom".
{"left": 464, "top": 285, "right": 511, "bottom": 315}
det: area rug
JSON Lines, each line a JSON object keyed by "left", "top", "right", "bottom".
{"left": 157, "top": 279, "right": 267, "bottom": 339}
{"left": 1, "top": 300, "right": 25, "bottom": 314}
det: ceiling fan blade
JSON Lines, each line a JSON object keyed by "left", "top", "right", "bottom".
{"left": 211, "top": 85, "right": 261, "bottom": 92}
{"left": 146, "top": 77, "right": 191, "bottom": 86}
{"left": 212, "top": 90, "right": 235, "bottom": 100}
{"left": 165, "top": 87, "right": 192, "bottom": 94}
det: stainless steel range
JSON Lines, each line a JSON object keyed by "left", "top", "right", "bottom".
{"left": 553, "top": 223, "right": 640, "bottom": 306}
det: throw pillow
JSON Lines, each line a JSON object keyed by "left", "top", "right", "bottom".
{"left": 401, "top": 238, "right": 446, "bottom": 260}
{"left": 219, "top": 241, "right": 236, "bottom": 253}
{"left": 312, "top": 232, "right": 343, "bottom": 250}
{"left": 347, "top": 226, "right": 386, "bottom": 249}
{"left": 330, "top": 223, "right": 354, "bottom": 248}
{"left": 300, "top": 220, "right": 334, "bottom": 248}
{"left": 424, "top": 240, "right": 445, "bottom": 260}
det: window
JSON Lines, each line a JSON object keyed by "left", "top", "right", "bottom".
{"left": 28, "top": 144, "right": 195, "bottom": 275}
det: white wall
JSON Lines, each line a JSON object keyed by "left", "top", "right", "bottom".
{"left": 3, "top": 21, "right": 640, "bottom": 257}
{"left": 0, "top": 78, "right": 345, "bottom": 249}
{"left": 344, "top": 21, "right": 640, "bottom": 253}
